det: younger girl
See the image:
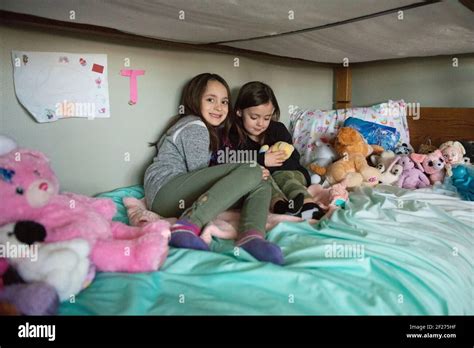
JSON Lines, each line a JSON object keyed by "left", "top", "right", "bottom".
{"left": 229, "top": 81, "right": 324, "bottom": 220}
{"left": 144, "top": 73, "right": 284, "bottom": 265}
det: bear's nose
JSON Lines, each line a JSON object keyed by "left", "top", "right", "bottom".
{"left": 14, "top": 221, "right": 46, "bottom": 245}
{"left": 39, "top": 182, "right": 49, "bottom": 191}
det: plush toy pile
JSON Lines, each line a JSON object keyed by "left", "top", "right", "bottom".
{"left": 306, "top": 128, "right": 473, "bottom": 198}
{"left": 0, "top": 135, "right": 171, "bottom": 315}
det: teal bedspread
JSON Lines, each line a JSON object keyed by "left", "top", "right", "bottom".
{"left": 59, "top": 185, "right": 473, "bottom": 315}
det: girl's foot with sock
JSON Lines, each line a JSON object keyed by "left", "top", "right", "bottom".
{"left": 169, "top": 220, "right": 209, "bottom": 251}
{"left": 300, "top": 202, "right": 326, "bottom": 220}
{"left": 236, "top": 230, "right": 284, "bottom": 265}
{"left": 273, "top": 193, "right": 304, "bottom": 216}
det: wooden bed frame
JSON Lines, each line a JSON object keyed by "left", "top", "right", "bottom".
{"left": 335, "top": 67, "right": 474, "bottom": 151}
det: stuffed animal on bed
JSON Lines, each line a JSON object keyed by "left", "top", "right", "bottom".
{"left": 0, "top": 221, "right": 93, "bottom": 301}
{"left": 308, "top": 141, "right": 338, "bottom": 184}
{"left": 396, "top": 155, "right": 431, "bottom": 189}
{"left": 307, "top": 182, "right": 348, "bottom": 217}
{"left": 0, "top": 258, "right": 59, "bottom": 315}
{"left": 394, "top": 143, "right": 413, "bottom": 155}
{"left": 318, "top": 127, "right": 383, "bottom": 188}
{"left": 451, "top": 165, "right": 474, "bottom": 201}
{"left": 410, "top": 150, "right": 446, "bottom": 185}
{"left": 0, "top": 135, "right": 170, "bottom": 273}
{"left": 439, "top": 141, "right": 469, "bottom": 176}
{"left": 259, "top": 141, "right": 294, "bottom": 160}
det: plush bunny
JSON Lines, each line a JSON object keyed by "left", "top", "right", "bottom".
{"left": 410, "top": 150, "right": 446, "bottom": 185}
{"left": 396, "top": 155, "right": 431, "bottom": 189}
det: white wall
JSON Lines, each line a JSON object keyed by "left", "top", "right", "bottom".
{"left": 0, "top": 25, "right": 333, "bottom": 195}
{"left": 352, "top": 54, "right": 474, "bottom": 107}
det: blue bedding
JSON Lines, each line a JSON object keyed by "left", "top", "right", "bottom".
{"left": 59, "top": 185, "right": 473, "bottom": 315}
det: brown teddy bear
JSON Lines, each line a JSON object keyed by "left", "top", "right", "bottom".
{"left": 320, "top": 127, "right": 383, "bottom": 188}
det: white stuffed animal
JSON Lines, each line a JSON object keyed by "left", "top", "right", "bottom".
{"left": 308, "top": 141, "right": 338, "bottom": 184}
{"left": 370, "top": 150, "right": 396, "bottom": 172}
{"left": 0, "top": 221, "right": 92, "bottom": 301}
{"left": 379, "top": 163, "right": 403, "bottom": 185}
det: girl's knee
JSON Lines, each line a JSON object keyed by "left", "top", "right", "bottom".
{"left": 237, "top": 164, "right": 264, "bottom": 186}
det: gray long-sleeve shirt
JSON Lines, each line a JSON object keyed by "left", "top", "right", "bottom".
{"left": 144, "top": 115, "right": 211, "bottom": 208}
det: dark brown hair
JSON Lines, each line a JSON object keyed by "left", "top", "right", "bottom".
{"left": 150, "top": 73, "right": 233, "bottom": 152}
{"left": 230, "top": 81, "right": 280, "bottom": 146}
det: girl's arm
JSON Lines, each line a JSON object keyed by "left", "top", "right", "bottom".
{"left": 176, "top": 123, "right": 211, "bottom": 172}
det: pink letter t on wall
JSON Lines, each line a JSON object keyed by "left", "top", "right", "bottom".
{"left": 120, "top": 69, "right": 145, "bottom": 105}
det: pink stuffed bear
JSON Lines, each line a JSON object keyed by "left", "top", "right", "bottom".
{"left": 410, "top": 150, "right": 446, "bottom": 185}
{"left": 396, "top": 155, "right": 431, "bottom": 189}
{"left": 0, "top": 136, "right": 170, "bottom": 272}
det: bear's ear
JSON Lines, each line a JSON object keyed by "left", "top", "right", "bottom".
{"left": 20, "top": 149, "right": 50, "bottom": 163}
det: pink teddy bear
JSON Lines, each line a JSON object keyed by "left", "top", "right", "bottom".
{"left": 0, "top": 136, "right": 170, "bottom": 273}
{"left": 410, "top": 150, "right": 446, "bottom": 185}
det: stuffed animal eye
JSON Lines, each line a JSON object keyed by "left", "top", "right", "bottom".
{"left": 7, "top": 231, "right": 13, "bottom": 237}
{"left": 16, "top": 187, "right": 24, "bottom": 195}
{"left": 34, "top": 170, "right": 40, "bottom": 176}
{"left": 428, "top": 161, "right": 433, "bottom": 166}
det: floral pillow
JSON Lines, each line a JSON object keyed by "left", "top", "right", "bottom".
{"left": 289, "top": 100, "right": 410, "bottom": 166}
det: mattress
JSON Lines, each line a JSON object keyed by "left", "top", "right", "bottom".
{"left": 59, "top": 184, "right": 473, "bottom": 315}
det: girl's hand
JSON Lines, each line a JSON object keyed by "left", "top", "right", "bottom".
{"left": 261, "top": 166, "right": 270, "bottom": 180}
{"left": 264, "top": 150, "right": 286, "bottom": 167}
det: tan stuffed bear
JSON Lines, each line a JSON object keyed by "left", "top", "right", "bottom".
{"left": 325, "top": 127, "right": 383, "bottom": 188}
{"left": 260, "top": 141, "right": 294, "bottom": 160}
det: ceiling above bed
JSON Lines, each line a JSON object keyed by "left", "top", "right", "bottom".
{"left": 1, "top": 0, "right": 473, "bottom": 63}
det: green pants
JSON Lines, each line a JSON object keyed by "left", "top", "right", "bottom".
{"left": 151, "top": 163, "right": 271, "bottom": 236}
{"left": 270, "top": 170, "right": 311, "bottom": 205}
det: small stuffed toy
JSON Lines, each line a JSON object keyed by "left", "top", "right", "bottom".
{"left": 394, "top": 143, "right": 413, "bottom": 155}
{"left": 439, "top": 141, "right": 469, "bottom": 176}
{"left": 0, "top": 221, "right": 93, "bottom": 301}
{"left": 410, "top": 150, "right": 446, "bottom": 185}
{"left": 307, "top": 182, "right": 349, "bottom": 217}
{"left": 260, "top": 141, "right": 294, "bottom": 160}
{"left": 396, "top": 155, "right": 431, "bottom": 189}
{"left": 0, "top": 135, "right": 170, "bottom": 273}
{"left": 417, "top": 138, "right": 438, "bottom": 154}
{"left": 308, "top": 141, "right": 338, "bottom": 184}
{"left": 451, "top": 165, "right": 474, "bottom": 201}
{"left": 0, "top": 258, "right": 59, "bottom": 315}
{"left": 378, "top": 158, "right": 403, "bottom": 185}
{"left": 370, "top": 150, "right": 396, "bottom": 172}
{"left": 322, "top": 128, "right": 382, "bottom": 188}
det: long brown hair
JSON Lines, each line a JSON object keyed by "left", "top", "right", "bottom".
{"left": 229, "top": 81, "right": 280, "bottom": 146}
{"left": 150, "top": 73, "right": 233, "bottom": 152}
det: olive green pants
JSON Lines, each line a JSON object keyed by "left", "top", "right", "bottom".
{"left": 151, "top": 163, "right": 271, "bottom": 235}
{"left": 270, "top": 170, "right": 312, "bottom": 205}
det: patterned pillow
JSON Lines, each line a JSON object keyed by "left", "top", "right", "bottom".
{"left": 341, "top": 100, "right": 410, "bottom": 145}
{"left": 289, "top": 100, "right": 410, "bottom": 166}
{"left": 290, "top": 108, "right": 345, "bottom": 166}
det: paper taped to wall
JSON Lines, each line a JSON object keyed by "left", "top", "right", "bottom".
{"left": 11, "top": 51, "right": 110, "bottom": 123}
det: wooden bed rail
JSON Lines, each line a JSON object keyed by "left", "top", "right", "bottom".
{"left": 408, "top": 107, "right": 474, "bottom": 151}
{"left": 334, "top": 66, "right": 474, "bottom": 150}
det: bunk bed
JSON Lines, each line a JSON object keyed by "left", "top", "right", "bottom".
{"left": 0, "top": 0, "right": 473, "bottom": 315}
